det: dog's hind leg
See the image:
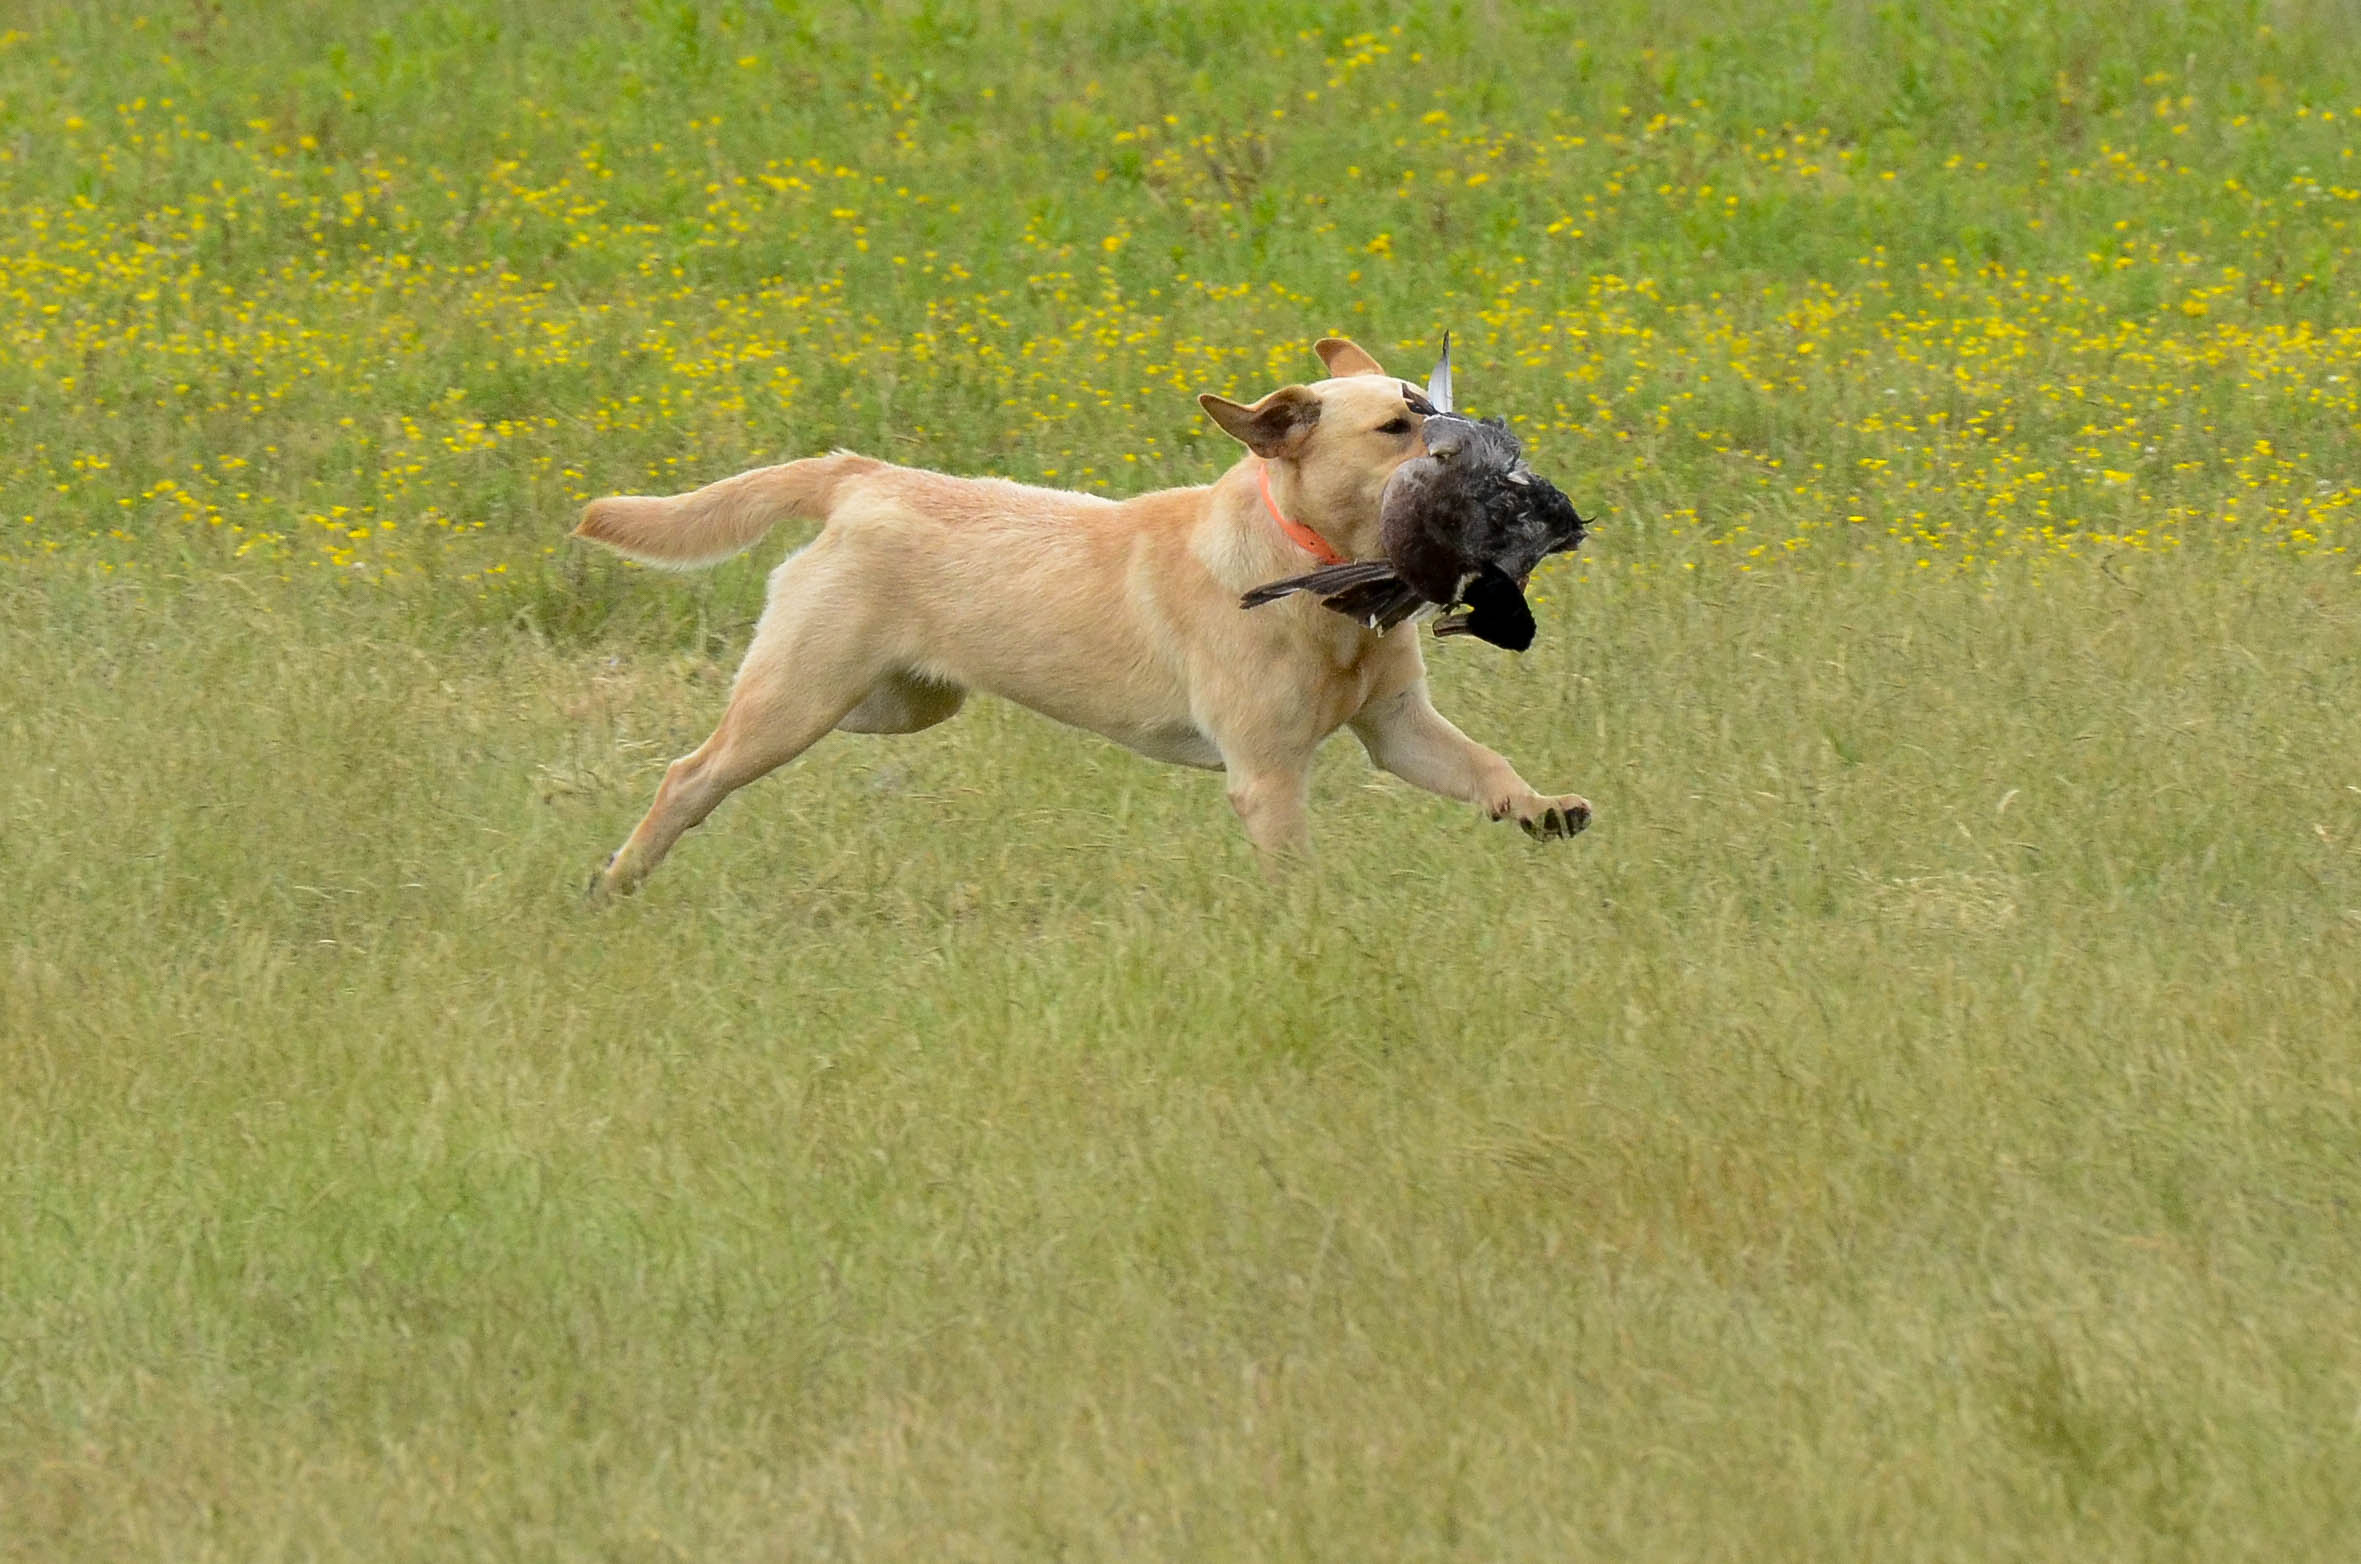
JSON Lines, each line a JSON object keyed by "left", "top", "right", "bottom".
{"left": 593, "top": 542, "right": 892, "bottom": 897}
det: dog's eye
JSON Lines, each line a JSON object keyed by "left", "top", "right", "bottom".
{"left": 1376, "top": 416, "right": 1414, "bottom": 435}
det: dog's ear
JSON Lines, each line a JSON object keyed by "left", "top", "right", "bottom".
{"left": 1314, "top": 337, "right": 1387, "bottom": 378}
{"left": 1198, "top": 385, "right": 1323, "bottom": 457}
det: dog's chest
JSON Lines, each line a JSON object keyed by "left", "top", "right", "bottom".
{"left": 1309, "top": 631, "right": 1402, "bottom": 729}
{"left": 1123, "top": 720, "right": 1225, "bottom": 770}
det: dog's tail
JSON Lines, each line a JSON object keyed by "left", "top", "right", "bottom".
{"left": 572, "top": 451, "right": 883, "bottom": 569}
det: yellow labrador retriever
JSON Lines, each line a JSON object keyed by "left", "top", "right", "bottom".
{"left": 572, "top": 336, "right": 1589, "bottom": 895}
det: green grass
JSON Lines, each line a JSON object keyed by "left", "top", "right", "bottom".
{"left": 5, "top": 1, "right": 2361, "bottom": 1558}
{"left": 8, "top": 557, "right": 2359, "bottom": 1558}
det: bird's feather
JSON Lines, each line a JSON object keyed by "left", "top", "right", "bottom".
{"left": 1238, "top": 559, "right": 1399, "bottom": 608}
{"left": 1239, "top": 560, "right": 1425, "bottom": 632}
{"left": 1239, "top": 330, "right": 1590, "bottom": 652}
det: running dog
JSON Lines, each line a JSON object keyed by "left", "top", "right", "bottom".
{"left": 571, "top": 336, "right": 1589, "bottom": 895}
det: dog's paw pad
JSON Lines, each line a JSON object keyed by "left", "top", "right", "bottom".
{"left": 1521, "top": 799, "right": 1592, "bottom": 841}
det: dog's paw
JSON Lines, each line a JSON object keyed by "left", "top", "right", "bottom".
{"left": 585, "top": 852, "right": 629, "bottom": 903}
{"left": 1512, "top": 794, "right": 1591, "bottom": 841}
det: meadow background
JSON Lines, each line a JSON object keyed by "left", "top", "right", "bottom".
{"left": 4, "top": 0, "right": 2360, "bottom": 1557}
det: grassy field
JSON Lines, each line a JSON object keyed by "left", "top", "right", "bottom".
{"left": 5, "top": 1, "right": 2361, "bottom": 1557}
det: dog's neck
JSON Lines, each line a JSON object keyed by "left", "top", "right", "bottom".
{"left": 1225, "top": 459, "right": 1381, "bottom": 573}
{"left": 1256, "top": 463, "right": 1348, "bottom": 565}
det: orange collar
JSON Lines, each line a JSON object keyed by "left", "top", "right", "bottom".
{"left": 1258, "top": 463, "right": 1348, "bottom": 566}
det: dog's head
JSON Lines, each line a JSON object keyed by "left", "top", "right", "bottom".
{"left": 1197, "top": 337, "right": 1436, "bottom": 557}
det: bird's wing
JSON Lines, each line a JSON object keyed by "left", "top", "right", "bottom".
{"left": 1425, "top": 331, "right": 1453, "bottom": 415}
{"left": 1320, "top": 577, "right": 1428, "bottom": 632}
{"left": 1240, "top": 559, "right": 1402, "bottom": 609}
{"left": 1241, "top": 561, "right": 1428, "bottom": 633}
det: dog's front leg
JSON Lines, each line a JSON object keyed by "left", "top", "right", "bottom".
{"left": 1349, "top": 683, "right": 1590, "bottom": 840}
{"left": 1223, "top": 763, "right": 1314, "bottom": 870}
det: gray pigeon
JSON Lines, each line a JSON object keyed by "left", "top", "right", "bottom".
{"left": 1240, "top": 334, "right": 1592, "bottom": 651}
